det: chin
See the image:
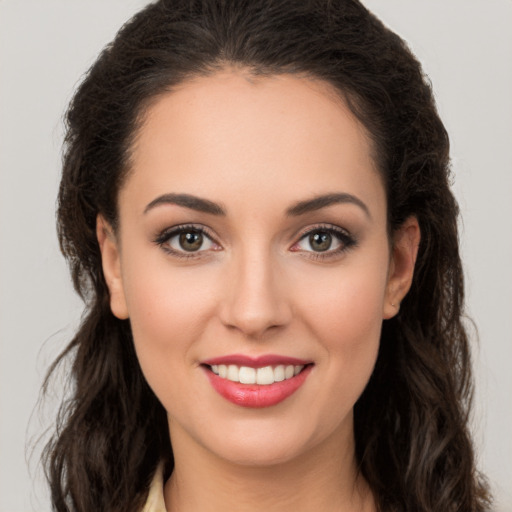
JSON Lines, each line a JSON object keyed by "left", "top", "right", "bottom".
{"left": 195, "top": 409, "right": 348, "bottom": 468}
{"left": 212, "top": 434, "right": 312, "bottom": 467}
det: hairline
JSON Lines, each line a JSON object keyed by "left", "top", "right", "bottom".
{"left": 113, "top": 62, "right": 390, "bottom": 234}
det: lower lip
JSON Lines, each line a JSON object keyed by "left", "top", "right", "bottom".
{"left": 203, "top": 365, "right": 313, "bottom": 408}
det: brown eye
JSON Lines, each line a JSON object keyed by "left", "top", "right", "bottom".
{"left": 291, "top": 225, "right": 356, "bottom": 259}
{"left": 308, "top": 231, "right": 332, "bottom": 252}
{"left": 156, "top": 226, "right": 218, "bottom": 256}
{"left": 179, "top": 231, "right": 204, "bottom": 251}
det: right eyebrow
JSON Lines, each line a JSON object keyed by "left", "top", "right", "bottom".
{"left": 143, "top": 193, "right": 226, "bottom": 216}
{"left": 286, "top": 192, "right": 371, "bottom": 219}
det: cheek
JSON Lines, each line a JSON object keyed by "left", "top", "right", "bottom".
{"left": 309, "top": 280, "right": 383, "bottom": 385}
{"left": 124, "top": 249, "right": 217, "bottom": 326}
{"left": 296, "top": 256, "right": 388, "bottom": 342}
{"left": 292, "top": 255, "right": 388, "bottom": 398}
{"left": 120, "top": 257, "right": 219, "bottom": 386}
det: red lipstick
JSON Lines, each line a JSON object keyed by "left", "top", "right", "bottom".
{"left": 202, "top": 354, "right": 310, "bottom": 368}
{"left": 201, "top": 354, "right": 313, "bottom": 408}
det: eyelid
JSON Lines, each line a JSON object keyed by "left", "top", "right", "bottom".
{"left": 293, "top": 223, "right": 352, "bottom": 241}
{"left": 153, "top": 223, "right": 221, "bottom": 258}
{"left": 153, "top": 222, "right": 356, "bottom": 261}
{"left": 290, "top": 223, "right": 357, "bottom": 259}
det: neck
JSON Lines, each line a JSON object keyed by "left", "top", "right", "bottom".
{"left": 164, "top": 417, "right": 375, "bottom": 512}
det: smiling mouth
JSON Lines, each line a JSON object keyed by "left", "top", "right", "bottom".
{"left": 207, "top": 364, "right": 307, "bottom": 385}
{"left": 201, "top": 355, "right": 314, "bottom": 407}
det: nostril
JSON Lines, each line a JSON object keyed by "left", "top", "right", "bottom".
{"left": 217, "top": 264, "right": 293, "bottom": 337}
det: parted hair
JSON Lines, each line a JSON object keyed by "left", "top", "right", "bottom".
{"left": 44, "top": 1, "right": 491, "bottom": 510}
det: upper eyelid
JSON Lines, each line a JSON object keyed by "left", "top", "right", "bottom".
{"left": 153, "top": 225, "right": 222, "bottom": 260}
{"left": 156, "top": 224, "right": 217, "bottom": 240}
{"left": 290, "top": 224, "right": 356, "bottom": 254}
{"left": 154, "top": 223, "right": 221, "bottom": 250}
{"left": 154, "top": 222, "right": 354, "bottom": 250}
{"left": 294, "top": 223, "right": 352, "bottom": 240}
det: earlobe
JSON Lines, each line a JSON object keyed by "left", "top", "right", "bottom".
{"left": 383, "top": 216, "right": 421, "bottom": 319}
{"left": 96, "top": 215, "right": 129, "bottom": 320}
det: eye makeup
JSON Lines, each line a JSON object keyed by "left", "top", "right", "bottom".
{"left": 153, "top": 220, "right": 358, "bottom": 263}
{"left": 153, "top": 223, "right": 221, "bottom": 260}
{"left": 290, "top": 223, "right": 358, "bottom": 261}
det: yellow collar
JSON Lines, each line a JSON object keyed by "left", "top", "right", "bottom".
{"left": 142, "top": 463, "right": 167, "bottom": 512}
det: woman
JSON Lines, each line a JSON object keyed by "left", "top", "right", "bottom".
{"left": 43, "top": 0, "right": 491, "bottom": 510}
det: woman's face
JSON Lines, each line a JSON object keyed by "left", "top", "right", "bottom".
{"left": 99, "top": 70, "right": 417, "bottom": 466}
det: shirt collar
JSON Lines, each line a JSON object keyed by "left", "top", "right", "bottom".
{"left": 142, "top": 462, "right": 167, "bottom": 512}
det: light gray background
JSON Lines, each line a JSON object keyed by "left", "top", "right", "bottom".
{"left": 1, "top": 1, "right": 511, "bottom": 511}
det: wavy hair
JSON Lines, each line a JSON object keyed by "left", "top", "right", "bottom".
{"left": 44, "top": 0, "right": 491, "bottom": 510}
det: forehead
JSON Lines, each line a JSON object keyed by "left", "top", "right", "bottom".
{"left": 122, "top": 70, "right": 385, "bottom": 217}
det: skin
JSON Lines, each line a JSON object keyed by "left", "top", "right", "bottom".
{"left": 98, "top": 70, "right": 420, "bottom": 512}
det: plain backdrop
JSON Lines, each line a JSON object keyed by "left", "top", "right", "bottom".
{"left": 1, "top": 1, "right": 511, "bottom": 511}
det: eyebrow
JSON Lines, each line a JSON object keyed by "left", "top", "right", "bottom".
{"left": 143, "top": 192, "right": 370, "bottom": 218}
{"left": 144, "top": 193, "right": 226, "bottom": 215}
{"left": 286, "top": 193, "right": 371, "bottom": 218}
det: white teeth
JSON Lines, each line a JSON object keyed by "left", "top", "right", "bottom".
{"left": 256, "top": 366, "right": 274, "bottom": 385}
{"left": 239, "top": 366, "right": 256, "bottom": 384}
{"left": 210, "top": 363, "right": 306, "bottom": 385}
{"left": 227, "top": 364, "right": 239, "bottom": 382}
{"left": 274, "top": 365, "right": 285, "bottom": 382}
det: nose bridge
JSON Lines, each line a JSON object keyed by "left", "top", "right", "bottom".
{"left": 220, "top": 241, "right": 290, "bottom": 337}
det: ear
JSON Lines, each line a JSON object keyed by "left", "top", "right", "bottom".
{"left": 96, "top": 215, "right": 129, "bottom": 320}
{"left": 382, "top": 216, "right": 421, "bottom": 319}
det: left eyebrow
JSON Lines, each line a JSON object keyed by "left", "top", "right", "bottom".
{"left": 286, "top": 193, "right": 371, "bottom": 219}
{"left": 144, "top": 193, "right": 226, "bottom": 216}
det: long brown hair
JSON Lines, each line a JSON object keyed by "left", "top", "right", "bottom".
{"left": 44, "top": 1, "right": 491, "bottom": 510}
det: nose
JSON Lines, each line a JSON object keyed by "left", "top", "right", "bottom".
{"left": 219, "top": 248, "right": 292, "bottom": 339}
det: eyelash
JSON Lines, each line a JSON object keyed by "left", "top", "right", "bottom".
{"left": 292, "top": 224, "right": 357, "bottom": 261}
{"left": 153, "top": 224, "right": 220, "bottom": 260}
{"left": 153, "top": 223, "right": 357, "bottom": 261}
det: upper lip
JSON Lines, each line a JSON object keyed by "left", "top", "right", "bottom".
{"left": 201, "top": 354, "right": 312, "bottom": 368}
